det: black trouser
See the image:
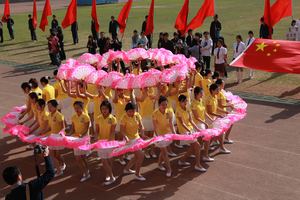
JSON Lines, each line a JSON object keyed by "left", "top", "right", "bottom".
{"left": 146, "top": 35, "right": 152, "bottom": 48}
{"left": 203, "top": 56, "right": 211, "bottom": 70}
{"left": 30, "top": 29, "right": 37, "bottom": 41}
{"left": 0, "top": 29, "right": 3, "bottom": 43}
{"left": 49, "top": 53, "right": 61, "bottom": 66}
{"left": 8, "top": 28, "right": 14, "bottom": 39}
{"left": 72, "top": 30, "right": 78, "bottom": 44}
{"left": 59, "top": 42, "right": 66, "bottom": 60}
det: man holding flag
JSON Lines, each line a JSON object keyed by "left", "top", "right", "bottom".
{"left": 28, "top": 14, "right": 37, "bottom": 41}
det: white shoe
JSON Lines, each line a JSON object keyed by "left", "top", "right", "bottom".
{"left": 150, "top": 152, "right": 157, "bottom": 158}
{"left": 203, "top": 157, "right": 214, "bottom": 162}
{"left": 168, "top": 152, "right": 177, "bottom": 157}
{"left": 194, "top": 166, "right": 207, "bottom": 172}
{"left": 219, "top": 148, "right": 231, "bottom": 154}
{"left": 103, "top": 176, "right": 116, "bottom": 186}
{"left": 158, "top": 165, "right": 166, "bottom": 171}
{"left": 178, "top": 160, "right": 191, "bottom": 166}
{"left": 174, "top": 143, "right": 184, "bottom": 149}
{"left": 80, "top": 173, "right": 91, "bottom": 182}
{"left": 144, "top": 152, "right": 151, "bottom": 159}
{"left": 189, "top": 155, "right": 196, "bottom": 158}
{"left": 117, "top": 159, "right": 126, "bottom": 166}
{"left": 123, "top": 169, "right": 136, "bottom": 175}
{"left": 96, "top": 157, "right": 101, "bottom": 161}
{"left": 224, "top": 139, "right": 234, "bottom": 144}
{"left": 105, "top": 176, "right": 110, "bottom": 181}
{"left": 60, "top": 163, "right": 66, "bottom": 172}
{"left": 134, "top": 175, "right": 146, "bottom": 181}
{"left": 166, "top": 171, "right": 172, "bottom": 177}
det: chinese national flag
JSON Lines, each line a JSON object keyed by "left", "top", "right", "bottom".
{"left": 62, "top": 0, "right": 77, "bottom": 29}
{"left": 117, "top": 0, "right": 133, "bottom": 34}
{"left": 91, "top": 0, "right": 100, "bottom": 32}
{"left": 1, "top": 0, "right": 10, "bottom": 22}
{"left": 230, "top": 39, "right": 300, "bottom": 74}
{"left": 174, "top": 0, "right": 189, "bottom": 35}
{"left": 33, "top": 0, "right": 38, "bottom": 29}
{"left": 145, "top": 0, "right": 154, "bottom": 35}
{"left": 39, "top": 0, "right": 52, "bottom": 31}
{"left": 185, "top": 0, "right": 214, "bottom": 33}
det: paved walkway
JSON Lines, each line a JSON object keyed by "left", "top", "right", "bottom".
{"left": 0, "top": 64, "right": 300, "bottom": 200}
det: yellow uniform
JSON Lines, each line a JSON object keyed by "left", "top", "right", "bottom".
{"left": 72, "top": 97, "right": 90, "bottom": 114}
{"left": 205, "top": 95, "right": 218, "bottom": 117}
{"left": 96, "top": 114, "right": 117, "bottom": 140}
{"left": 133, "top": 68, "right": 142, "bottom": 75}
{"left": 194, "top": 72, "right": 203, "bottom": 88}
{"left": 114, "top": 97, "right": 129, "bottom": 121}
{"left": 217, "top": 90, "right": 227, "bottom": 112}
{"left": 176, "top": 106, "right": 193, "bottom": 134}
{"left": 31, "top": 87, "right": 43, "bottom": 99}
{"left": 202, "top": 78, "right": 212, "bottom": 97}
{"left": 48, "top": 111, "right": 64, "bottom": 133}
{"left": 152, "top": 109, "right": 173, "bottom": 135}
{"left": 53, "top": 81, "right": 68, "bottom": 100}
{"left": 31, "top": 103, "right": 39, "bottom": 119}
{"left": 139, "top": 88, "right": 155, "bottom": 118}
{"left": 93, "top": 95, "right": 108, "bottom": 120}
{"left": 42, "top": 84, "right": 55, "bottom": 102}
{"left": 104, "top": 88, "right": 113, "bottom": 99}
{"left": 87, "top": 84, "right": 98, "bottom": 103}
{"left": 120, "top": 112, "right": 142, "bottom": 140}
{"left": 37, "top": 110, "right": 50, "bottom": 135}
{"left": 191, "top": 99, "right": 206, "bottom": 122}
{"left": 71, "top": 113, "right": 90, "bottom": 137}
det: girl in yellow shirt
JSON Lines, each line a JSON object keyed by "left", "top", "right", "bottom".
{"left": 29, "top": 78, "right": 43, "bottom": 99}
{"left": 28, "top": 99, "right": 50, "bottom": 136}
{"left": 95, "top": 100, "right": 117, "bottom": 185}
{"left": 47, "top": 99, "right": 66, "bottom": 177}
{"left": 120, "top": 103, "right": 146, "bottom": 181}
{"left": 19, "top": 82, "right": 32, "bottom": 121}
{"left": 193, "top": 62, "right": 204, "bottom": 88}
{"left": 176, "top": 95, "right": 206, "bottom": 172}
{"left": 40, "top": 76, "right": 55, "bottom": 102}
{"left": 70, "top": 101, "right": 91, "bottom": 182}
{"left": 202, "top": 70, "right": 213, "bottom": 98}
{"left": 19, "top": 92, "right": 39, "bottom": 127}
{"left": 206, "top": 84, "right": 231, "bottom": 154}
{"left": 152, "top": 96, "right": 176, "bottom": 177}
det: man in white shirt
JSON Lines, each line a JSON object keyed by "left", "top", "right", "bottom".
{"left": 213, "top": 39, "right": 227, "bottom": 78}
{"left": 245, "top": 31, "right": 255, "bottom": 79}
{"left": 233, "top": 35, "right": 246, "bottom": 84}
{"left": 201, "top": 31, "right": 213, "bottom": 70}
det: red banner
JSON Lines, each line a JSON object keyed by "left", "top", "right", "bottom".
{"left": 39, "top": 0, "right": 52, "bottom": 31}
{"left": 1, "top": 0, "right": 10, "bottom": 22}
{"left": 62, "top": 0, "right": 77, "bottom": 29}
{"left": 145, "top": 0, "right": 154, "bottom": 35}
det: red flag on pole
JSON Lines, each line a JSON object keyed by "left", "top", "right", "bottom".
{"left": 62, "top": 0, "right": 77, "bottom": 29}
{"left": 33, "top": 0, "right": 38, "bottom": 29}
{"left": 91, "top": 0, "right": 100, "bottom": 32}
{"left": 174, "top": 0, "right": 189, "bottom": 35}
{"left": 117, "top": 0, "right": 133, "bottom": 34}
{"left": 185, "top": 0, "right": 214, "bottom": 33}
{"left": 1, "top": 0, "right": 10, "bottom": 22}
{"left": 145, "top": 0, "right": 154, "bottom": 35}
{"left": 263, "top": 0, "right": 272, "bottom": 38}
{"left": 230, "top": 38, "right": 300, "bottom": 74}
{"left": 39, "top": 0, "right": 52, "bottom": 31}
{"left": 270, "top": 0, "right": 292, "bottom": 26}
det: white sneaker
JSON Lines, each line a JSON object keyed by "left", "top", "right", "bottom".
{"left": 60, "top": 163, "right": 66, "bottom": 172}
{"left": 103, "top": 176, "right": 116, "bottom": 186}
{"left": 166, "top": 171, "right": 172, "bottom": 177}
{"left": 80, "top": 173, "right": 91, "bottom": 182}
{"left": 150, "top": 152, "right": 157, "bottom": 158}
{"left": 178, "top": 160, "right": 191, "bottom": 166}
{"left": 105, "top": 176, "right": 110, "bottom": 181}
{"left": 203, "top": 157, "right": 214, "bottom": 162}
{"left": 144, "top": 152, "right": 151, "bottom": 159}
{"left": 158, "top": 165, "right": 166, "bottom": 171}
{"left": 194, "top": 166, "right": 207, "bottom": 172}
{"left": 117, "top": 159, "right": 126, "bottom": 166}
{"left": 134, "top": 175, "right": 146, "bottom": 181}
{"left": 224, "top": 139, "right": 234, "bottom": 144}
{"left": 123, "top": 169, "right": 136, "bottom": 175}
{"left": 174, "top": 143, "right": 184, "bottom": 149}
{"left": 189, "top": 155, "right": 196, "bottom": 158}
{"left": 168, "top": 152, "right": 177, "bottom": 157}
{"left": 219, "top": 148, "right": 231, "bottom": 154}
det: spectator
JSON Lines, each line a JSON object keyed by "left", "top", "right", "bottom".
{"left": 157, "top": 32, "right": 164, "bottom": 48}
{"left": 175, "top": 39, "right": 187, "bottom": 55}
{"left": 213, "top": 39, "right": 227, "bottom": 78}
{"left": 192, "top": 32, "right": 202, "bottom": 46}
{"left": 259, "top": 17, "right": 271, "bottom": 39}
{"left": 57, "top": 27, "right": 66, "bottom": 60}
{"left": 188, "top": 41, "right": 201, "bottom": 62}
{"left": 48, "top": 29, "right": 61, "bottom": 66}
{"left": 232, "top": 35, "right": 246, "bottom": 84}
{"left": 51, "top": 15, "right": 59, "bottom": 31}
{"left": 0, "top": 21, "right": 3, "bottom": 43}
{"left": 28, "top": 14, "right": 37, "bottom": 41}
{"left": 110, "top": 37, "right": 122, "bottom": 51}
{"left": 201, "top": 31, "right": 213, "bottom": 70}
{"left": 141, "top": 15, "right": 152, "bottom": 48}
{"left": 97, "top": 32, "right": 106, "bottom": 55}
{"left": 131, "top": 30, "right": 140, "bottom": 49}
{"left": 91, "top": 19, "right": 98, "bottom": 41}
{"left": 210, "top": 14, "right": 222, "bottom": 53}
{"left": 245, "top": 31, "right": 255, "bottom": 78}
{"left": 87, "top": 35, "right": 97, "bottom": 54}
{"left": 171, "top": 32, "right": 179, "bottom": 45}
{"left": 2, "top": 147, "right": 55, "bottom": 200}
{"left": 109, "top": 16, "right": 118, "bottom": 39}
{"left": 71, "top": 21, "right": 79, "bottom": 44}
{"left": 6, "top": 15, "right": 14, "bottom": 40}
{"left": 138, "top": 32, "right": 148, "bottom": 48}
{"left": 186, "top": 29, "right": 193, "bottom": 47}
{"left": 161, "top": 32, "right": 175, "bottom": 53}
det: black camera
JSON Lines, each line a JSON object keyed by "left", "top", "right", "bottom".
{"left": 33, "top": 145, "right": 46, "bottom": 155}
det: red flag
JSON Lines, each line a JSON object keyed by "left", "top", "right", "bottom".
{"left": 145, "top": 0, "right": 154, "bottom": 35}
{"left": 230, "top": 38, "right": 300, "bottom": 74}
{"left": 39, "top": 0, "right": 52, "bottom": 31}
{"left": 185, "top": 0, "right": 214, "bottom": 33}
{"left": 1, "top": 0, "right": 10, "bottom": 22}
{"left": 263, "top": 0, "right": 272, "bottom": 38}
{"left": 117, "top": 0, "right": 133, "bottom": 34}
{"left": 91, "top": 0, "right": 100, "bottom": 32}
{"left": 62, "top": 0, "right": 77, "bottom": 29}
{"left": 32, "top": 0, "right": 38, "bottom": 29}
{"left": 270, "top": 0, "right": 292, "bottom": 26}
{"left": 174, "top": 0, "right": 189, "bottom": 35}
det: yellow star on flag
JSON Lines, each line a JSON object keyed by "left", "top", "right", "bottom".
{"left": 256, "top": 42, "right": 268, "bottom": 52}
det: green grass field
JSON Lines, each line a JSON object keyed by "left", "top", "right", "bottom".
{"left": 0, "top": 0, "right": 300, "bottom": 98}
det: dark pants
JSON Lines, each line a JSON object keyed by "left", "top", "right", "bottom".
{"left": 8, "top": 28, "right": 14, "bottom": 40}
{"left": 0, "top": 29, "right": 3, "bottom": 43}
{"left": 146, "top": 35, "right": 152, "bottom": 48}
{"left": 49, "top": 53, "right": 61, "bottom": 66}
{"left": 59, "top": 42, "right": 66, "bottom": 60}
{"left": 30, "top": 29, "right": 37, "bottom": 41}
{"left": 92, "top": 31, "right": 98, "bottom": 41}
{"left": 72, "top": 30, "right": 78, "bottom": 44}
{"left": 203, "top": 56, "right": 211, "bottom": 70}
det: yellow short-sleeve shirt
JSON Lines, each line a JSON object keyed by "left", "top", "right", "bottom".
{"left": 53, "top": 81, "right": 68, "bottom": 100}
{"left": 202, "top": 78, "right": 212, "bottom": 97}
{"left": 31, "top": 87, "right": 43, "bottom": 99}
{"left": 48, "top": 111, "right": 64, "bottom": 133}
{"left": 96, "top": 114, "right": 117, "bottom": 140}
{"left": 139, "top": 88, "right": 155, "bottom": 117}
{"left": 71, "top": 113, "right": 90, "bottom": 137}
{"left": 191, "top": 99, "right": 206, "bottom": 122}
{"left": 217, "top": 90, "right": 227, "bottom": 111}
{"left": 114, "top": 97, "right": 128, "bottom": 121}
{"left": 176, "top": 106, "right": 193, "bottom": 134}
{"left": 37, "top": 110, "right": 50, "bottom": 135}
{"left": 120, "top": 112, "right": 142, "bottom": 140}
{"left": 194, "top": 72, "right": 203, "bottom": 88}
{"left": 42, "top": 84, "right": 55, "bottom": 102}
{"left": 152, "top": 109, "right": 173, "bottom": 135}
{"left": 205, "top": 95, "right": 218, "bottom": 115}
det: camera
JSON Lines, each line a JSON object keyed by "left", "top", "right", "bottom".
{"left": 33, "top": 145, "right": 46, "bottom": 155}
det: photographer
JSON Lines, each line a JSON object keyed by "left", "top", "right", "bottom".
{"left": 2, "top": 147, "right": 55, "bottom": 200}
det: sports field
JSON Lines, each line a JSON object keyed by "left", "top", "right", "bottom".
{"left": 0, "top": 0, "right": 300, "bottom": 98}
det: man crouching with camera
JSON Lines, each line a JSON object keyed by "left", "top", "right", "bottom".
{"left": 2, "top": 147, "right": 55, "bottom": 200}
